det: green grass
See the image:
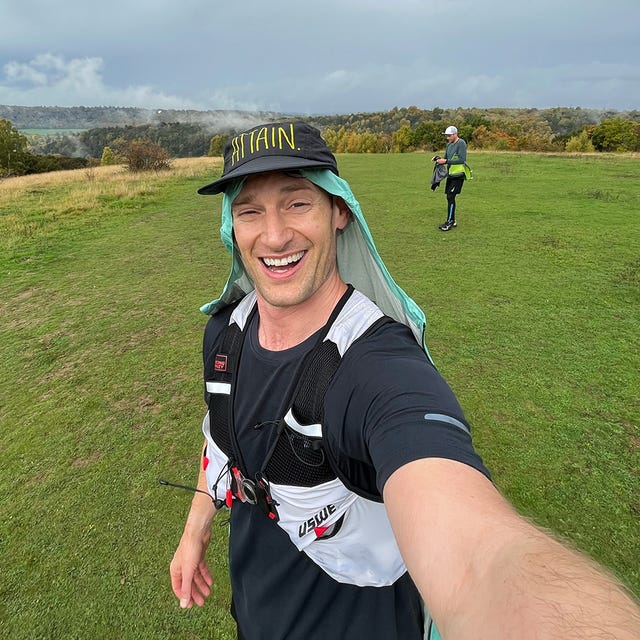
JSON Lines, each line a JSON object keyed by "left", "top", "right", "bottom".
{"left": 1, "top": 153, "right": 638, "bottom": 638}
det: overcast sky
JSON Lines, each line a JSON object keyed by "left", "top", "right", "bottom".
{"left": 1, "top": 0, "right": 638, "bottom": 115}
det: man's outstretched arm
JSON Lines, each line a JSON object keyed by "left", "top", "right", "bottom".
{"left": 384, "top": 458, "right": 640, "bottom": 639}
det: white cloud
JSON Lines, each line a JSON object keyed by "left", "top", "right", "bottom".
{"left": 0, "top": 54, "right": 200, "bottom": 109}
{"left": 4, "top": 54, "right": 106, "bottom": 92}
{"left": 4, "top": 60, "right": 49, "bottom": 86}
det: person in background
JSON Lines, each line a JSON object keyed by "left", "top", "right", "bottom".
{"left": 435, "top": 125, "right": 468, "bottom": 231}
{"left": 169, "top": 121, "right": 640, "bottom": 640}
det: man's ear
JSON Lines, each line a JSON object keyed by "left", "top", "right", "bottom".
{"left": 333, "top": 196, "right": 352, "bottom": 230}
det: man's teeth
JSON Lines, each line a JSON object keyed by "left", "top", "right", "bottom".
{"left": 263, "top": 251, "right": 304, "bottom": 267}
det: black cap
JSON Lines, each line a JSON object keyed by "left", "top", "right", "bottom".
{"left": 197, "top": 121, "right": 339, "bottom": 195}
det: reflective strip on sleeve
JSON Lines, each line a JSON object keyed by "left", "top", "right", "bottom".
{"left": 423, "top": 413, "right": 470, "bottom": 435}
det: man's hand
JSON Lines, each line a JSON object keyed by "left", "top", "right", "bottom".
{"left": 170, "top": 525, "right": 214, "bottom": 608}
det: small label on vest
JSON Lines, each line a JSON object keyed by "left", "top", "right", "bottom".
{"left": 214, "top": 354, "right": 228, "bottom": 372}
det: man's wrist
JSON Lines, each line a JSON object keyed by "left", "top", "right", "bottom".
{"left": 185, "top": 509, "right": 214, "bottom": 537}
{"left": 187, "top": 493, "right": 216, "bottom": 527}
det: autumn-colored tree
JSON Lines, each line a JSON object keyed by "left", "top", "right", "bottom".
{"left": 391, "top": 125, "right": 413, "bottom": 153}
{"left": 100, "top": 146, "right": 119, "bottom": 165}
{"left": 565, "top": 129, "right": 595, "bottom": 153}
{"left": 412, "top": 121, "right": 448, "bottom": 151}
{"left": 323, "top": 127, "right": 349, "bottom": 153}
{"left": 208, "top": 134, "right": 228, "bottom": 157}
{"left": 590, "top": 118, "right": 640, "bottom": 152}
{"left": 471, "top": 125, "right": 518, "bottom": 150}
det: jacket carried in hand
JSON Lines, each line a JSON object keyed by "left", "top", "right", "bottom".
{"left": 430, "top": 162, "right": 449, "bottom": 190}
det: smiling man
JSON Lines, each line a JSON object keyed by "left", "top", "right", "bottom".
{"left": 169, "top": 121, "right": 640, "bottom": 640}
{"left": 230, "top": 172, "right": 349, "bottom": 336}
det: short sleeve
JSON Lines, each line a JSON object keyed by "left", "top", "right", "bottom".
{"left": 324, "top": 322, "right": 490, "bottom": 495}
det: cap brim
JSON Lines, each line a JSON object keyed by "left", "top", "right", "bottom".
{"left": 198, "top": 156, "right": 338, "bottom": 195}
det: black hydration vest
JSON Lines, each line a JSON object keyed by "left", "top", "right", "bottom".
{"left": 202, "top": 285, "right": 392, "bottom": 515}
{"left": 200, "top": 286, "right": 413, "bottom": 587}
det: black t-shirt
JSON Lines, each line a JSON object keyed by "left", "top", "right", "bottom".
{"left": 203, "top": 303, "right": 489, "bottom": 639}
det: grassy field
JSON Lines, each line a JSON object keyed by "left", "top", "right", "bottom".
{"left": 1, "top": 152, "right": 638, "bottom": 639}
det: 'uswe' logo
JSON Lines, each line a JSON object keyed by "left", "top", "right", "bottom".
{"left": 298, "top": 504, "right": 337, "bottom": 537}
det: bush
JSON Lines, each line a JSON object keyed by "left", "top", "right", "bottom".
{"left": 565, "top": 130, "right": 595, "bottom": 153}
{"left": 122, "top": 140, "right": 172, "bottom": 172}
{"left": 100, "top": 146, "right": 121, "bottom": 166}
{"left": 208, "top": 134, "right": 228, "bottom": 157}
{"left": 22, "top": 153, "right": 90, "bottom": 174}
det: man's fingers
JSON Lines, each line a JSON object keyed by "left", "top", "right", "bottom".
{"left": 170, "top": 537, "right": 212, "bottom": 608}
{"left": 169, "top": 560, "right": 184, "bottom": 600}
{"left": 170, "top": 554, "right": 194, "bottom": 607}
{"left": 179, "top": 567, "right": 196, "bottom": 608}
{"left": 177, "top": 566, "right": 213, "bottom": 608}
{"left": 180, "top": 585, "right": 193, "bottom": 608}
{"left": 192, "top": 566, "right": 213, "bottom": 602}
{"left": 199, "top": 561, "right": 214, "bottom": 587}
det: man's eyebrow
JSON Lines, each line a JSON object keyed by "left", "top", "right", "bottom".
{"left": 278, "top": 183, "right": 316, "bottom": 196}
{"left": 232, "top": 194, "right": 254, "bottom": 207}
{"left": 233, "top": 183, "right": 315, "bottom": 207}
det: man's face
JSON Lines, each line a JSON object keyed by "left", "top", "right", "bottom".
{"left": 445, "top": 133, "right": 458, "bottom": 143}
{"left": 231, "top": 172, "right": 350, "bottom": 310}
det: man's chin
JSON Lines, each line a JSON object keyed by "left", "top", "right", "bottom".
{"left": 255, "top": 285, "right": 304, "bottom": 309}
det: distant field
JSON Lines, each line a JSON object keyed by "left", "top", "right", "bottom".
{"left": 19, "top": 128, "right": 88, "bottom": 136}
{"left": 1, "top": 153, "right": 638, "bottom": 639}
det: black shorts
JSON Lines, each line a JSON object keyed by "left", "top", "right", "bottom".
{"left": 445, "top": 176, "right": 464, "bottom": 196}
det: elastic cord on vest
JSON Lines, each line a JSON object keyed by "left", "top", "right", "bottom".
{"left": 159, "top": 479, "right": 225, "bottom": 510}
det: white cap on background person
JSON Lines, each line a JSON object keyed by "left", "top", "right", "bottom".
{"left": 443, "top": 125, "right": 458, "bottom": 135}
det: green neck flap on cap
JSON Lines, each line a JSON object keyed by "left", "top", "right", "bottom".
{"left": 199, "top": 169, "right": 432, "bottom": 360}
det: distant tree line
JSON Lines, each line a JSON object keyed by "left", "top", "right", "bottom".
{"left": 0, "top": 119, "right": 172, "bottom": 177}
{"left": 316, "top": 107, "right": 640, "bottom": 153}
{"left": 2, "top": 106, "right": 639, "bottom": 178}
{"left": 0, "top": 118, "right": 91, "bottom": 176}
{"left": 0, "top": 105, "right": 279, "bottom": 130}
{"left": 79, "top": 122, "right": 212, "bottom": 158}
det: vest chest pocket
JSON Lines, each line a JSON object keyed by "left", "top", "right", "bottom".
{"left": 263, "top": 409, "right": 337, "bottom": 487}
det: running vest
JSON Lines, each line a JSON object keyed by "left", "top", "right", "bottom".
{"left": 201, "top": 286, "right": 408, "bottom": 587}
{"left": 447, "top": 161, "right": 472, "bottom": 180}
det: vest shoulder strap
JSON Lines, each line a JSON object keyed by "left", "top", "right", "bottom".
{"left": 290, "top": 314, "right": 394, "bottom": 425}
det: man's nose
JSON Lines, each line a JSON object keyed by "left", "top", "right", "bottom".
{"left": 261, "top": 210, "right": 294, "bottom": 249}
